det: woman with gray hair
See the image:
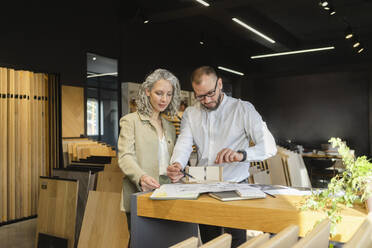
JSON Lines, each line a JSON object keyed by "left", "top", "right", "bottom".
{"left": 117, "top": 69, "right": 180, "bottom": 214}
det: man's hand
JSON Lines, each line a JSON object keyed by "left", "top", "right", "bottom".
{"left": 167, "top": 162, "right": 184, "bottom": 183}
{"left": 139, "top": 175, "right": 160, "bottom": 191}
{"left": 215, "top": 148, "right": 243, "bottom": 164}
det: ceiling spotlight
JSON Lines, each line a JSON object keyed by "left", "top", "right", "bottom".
{"left": 138, "top": 9, "right": 150, "bottom": 24}
{"left": 319, "top": 0, "right": 329, "bottom": 7}
{"left": 329, "top": 8, "right": 336, "bottom": 15}
{"left": 200, "top": 32, "right": 205, "bottom": 45}
{"left": 324, "top": 6, "right": 330, "bottom": 10}
{"left": 353, "top": 41, "right": 360, "bottom": 48}
{"left": 92, "top": 57, "right": 97, "bottom": 61}
{"left": 344, "top": 27, "right": 353, "bottom": 39}
{"left": 142, "top": 13, "right": 150, "bottom": 24}
{"left": 357, "top": 47, "right": 364, "bottom": 53}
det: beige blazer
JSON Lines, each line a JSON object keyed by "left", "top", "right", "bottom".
{"left": 117, "top": 111, "right": 176, "bottom": 212}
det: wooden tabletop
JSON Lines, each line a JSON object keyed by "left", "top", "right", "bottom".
{"left": 137, "top": 193, "right": 367, "bottom": 243}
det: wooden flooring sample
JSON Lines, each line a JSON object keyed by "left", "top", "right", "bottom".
{"left": 78, "top": 191, "right": 129, "bottom": 248}
{"left": 53, "top": 169, "right": 96, "bottom": 245}
{"left": 36, "top": 177, "right": 78, "bottom": 248}
{"left": 96, "top": 171, "right": 124, "bottom": 193}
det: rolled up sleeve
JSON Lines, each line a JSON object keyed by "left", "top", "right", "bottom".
{"left": 170, "top": 110, "right": 194, "bottom": 169}
{"left": 244, "top": 104, "right": 277, "bottom": 162}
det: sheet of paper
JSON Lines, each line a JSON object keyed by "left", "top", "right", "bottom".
{"left": 150, "top": 184, "right": 200, "bottom": 200}
{"left": 263, "top": 188, "right": 312, "bottom": 196}
{"left": 150, "top": 182, "right": 315, "bottom": 200}
{"left": 248, "top": 184, "right": 313, "bottom": 196}
{"left": 151, "top": 182, "right": 268, "bottom": 199}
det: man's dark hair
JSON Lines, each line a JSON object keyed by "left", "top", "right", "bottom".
{"left": 190, "top": 66, "right": 218, "bottom": 85}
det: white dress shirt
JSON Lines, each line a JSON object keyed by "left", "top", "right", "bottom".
{"left": 170, "top": 94, "right": 277, "bottom": 182}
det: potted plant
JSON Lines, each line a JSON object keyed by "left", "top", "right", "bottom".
{"left": 301, "top": 137, "right": 372, "bottom": 234}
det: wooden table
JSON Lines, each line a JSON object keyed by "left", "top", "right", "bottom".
{"left": 302, "top": 153, "right": 341, "bottom": 159}
{"left": 132, "top": 192, "right": 367, "bottom": 247}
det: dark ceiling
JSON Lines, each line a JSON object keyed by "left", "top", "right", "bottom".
{"left": 125, "top": 0, "right": 372, "bottom": 66}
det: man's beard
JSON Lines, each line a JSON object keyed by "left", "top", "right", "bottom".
{"left": 202, "top": 92, "right": 223, "bottom": 111}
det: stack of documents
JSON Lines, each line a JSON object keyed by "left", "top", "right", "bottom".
{"left": 150, "top": 182, "right": 267, "bottom": 200}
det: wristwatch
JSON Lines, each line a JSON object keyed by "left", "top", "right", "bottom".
{"left": 237, "top": 150, "right": 247, "bottom": 162}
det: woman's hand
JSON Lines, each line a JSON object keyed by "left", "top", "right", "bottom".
{"left": 139, "top": 175, "right": 160, "bottom": 191}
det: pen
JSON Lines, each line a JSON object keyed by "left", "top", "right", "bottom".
{"left": 182, "top": 170, "right": 195, "bottom": 179}
{"left": 264, "top": 191, "right": 276, "bottom": 198}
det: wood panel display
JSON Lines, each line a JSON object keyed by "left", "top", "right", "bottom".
{"left": 36, "top": 177, "right": 78, "bottom": 248}
{"left": 0, "top": 68, "right": 8, "bottom": 222}
{"left": 61, "top": 138, "right": 116, "bottom": 167}
{"left": 78, "top": 191, "right": 129, "bottom": 248}
{"left": 53, "top": 169, "right": 97, "bottom": 244}
{"left": 0, "top": 67, "right": 60, "bottom": 224}
{"left": 61, "top": 86, "right": 84, "bottom": 138}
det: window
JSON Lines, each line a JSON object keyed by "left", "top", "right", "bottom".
{"left": 87, "top": 98, "right": 99, "bottom": 136}
{"left": 86, "top": 52, "right": 119, "bottom": 147}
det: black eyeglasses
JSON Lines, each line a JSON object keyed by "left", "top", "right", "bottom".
{"left": 194, "top": 78, "right": 219, "bottom": 101}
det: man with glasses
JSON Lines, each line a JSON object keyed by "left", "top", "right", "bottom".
{"left": 167, "top": 66, "right": 277, "bottom": 247}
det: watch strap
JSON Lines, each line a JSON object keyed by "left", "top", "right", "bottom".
{"left": 237, "top": 150, "right": 247, "bottom": 162}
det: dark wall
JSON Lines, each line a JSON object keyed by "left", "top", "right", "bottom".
{"left": 120, "top": 21, "right": 246, "bottom": 91}
{"left": 246, "top": 69, "right": 370, "bottom": 156}
{"left": 0, "top": 0, "right": 120, "bottom": 85}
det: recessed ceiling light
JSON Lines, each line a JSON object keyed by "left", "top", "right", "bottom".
{"left": 144, "top": 20, "right": 149, "bottom": 24}
{"left": 345, "top": 27, "right": 353, "bottom": 39}
{"left": 320, "top": 1, "right": 329, "bottom": 7}
{"left": 357, "top": 47, "right": 364, "bottom": 53}
{"left": 92, "top": 57, "right": 97, "bottom": 61}
{"left": 195, "top": 0, "right": 210, "bottom": 7}
{"left": 200, "top": 41, "right": 204, "bottom": 45}
{"left": 232, "top": 18, "right": 275, "bottom": 44}
{"left": 217, "top": 66, "right": 244, "bottom": 76}
{"left": 353, "top": 42, "right": 360, "bottom": 48}
{"left": 250, "top": 46, "right": 335, "bottom": 59}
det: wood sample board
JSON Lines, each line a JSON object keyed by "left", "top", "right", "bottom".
{"left": 185, "top": 166, "right": 222, "bottom": 183}
{"left": 53, "top": 169, "right": 97, "bottom": 245}
{"left": 96, "top": 171, "right": 124, "bottom": 193}
{"left": 0, "top": 67, "right": 60, "bottom": 225}
{"left": 61, "top": 85, "right": 84, "bottom": 138}
{"left": 36, "top": 177, "right": 79, "bottom": 248}
{"left": 78, "top": 191, "right": 129, "bottom": 248}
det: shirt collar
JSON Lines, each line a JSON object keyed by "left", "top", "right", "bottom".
{"left": 137, "top": 111, "right": 168, "bottom": 126}
{"left": 137, "top": 111, "right": 151, "bottom": 121}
